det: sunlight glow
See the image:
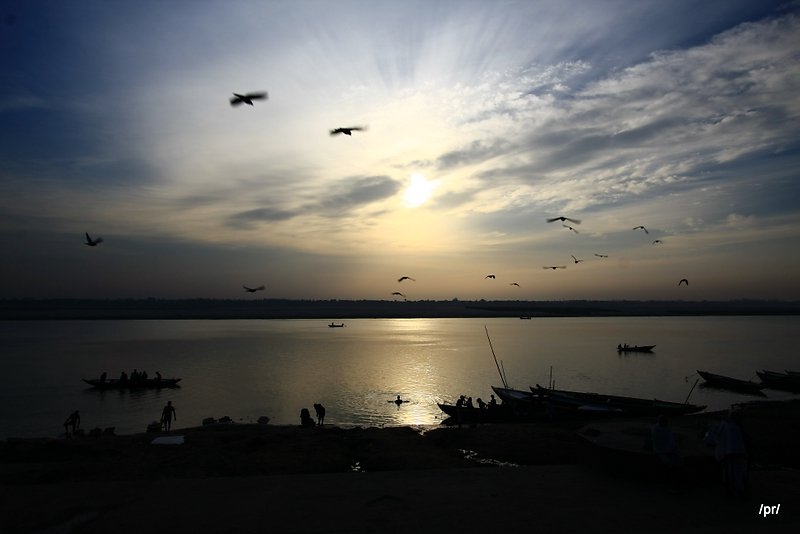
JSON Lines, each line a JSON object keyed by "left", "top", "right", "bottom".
{"left": 403, "top": 174, "right": 436, "bottom": 207}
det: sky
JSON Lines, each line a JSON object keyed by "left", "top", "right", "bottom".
{"left": 1, "top": 0, "right": 799, "bottom": 301}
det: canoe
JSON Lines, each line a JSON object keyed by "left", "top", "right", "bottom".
{"left": 756, "top": 370, "right": 800, "bottom": 392}
{"left": 328, "top": 323, "right": 345, "bottom": 328}
{"left": 616, "top": 345, "right": 655, "bottom": 352}
{"left": 531, "top": 385, "right": 706, "bottom": 416}
{"left": 696, "top": 370, "right": 765, "bottom": 395}
{"left": 83, "top": 377, "right": 181, "bottom": 389}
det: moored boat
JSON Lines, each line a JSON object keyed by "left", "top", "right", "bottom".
{"left": 436, "top": 402, "right": 517, "bottom": 423}
{"left": 696, "top": 370, "right": 765, "bottom": 395}
{"left": 83, "top": 377, "right": 181, "bottom": 389}
{"left": 756, "top": 370, "right": 800, "bottom": 392}
{"left": 328, "top": 322, "right": 345, "bottom": 328}
{"left": 531, "top": 385, "right": 705, "bottom": 416}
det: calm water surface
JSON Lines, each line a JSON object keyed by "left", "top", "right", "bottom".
{"left": 1, "top": 317, "right": 797, "bottom": 438}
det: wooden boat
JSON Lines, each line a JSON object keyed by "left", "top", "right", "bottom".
{"left": 328, "top": 322, "right": 345, "bottom": 328}
{"left": 531, "top": 385, "right": 705, "bottom": 416}
{"left": 616, "top": 345, "right": 655, "bottom": 353}
{"left": 437, "top": 403, "right": 517, "bottom": 423}
{"left": 696, "top": 370, "right": 765, "bottom": 395}
{"left": 756, "top": 370, "right": 800, "bottom": 392}
{"left": 83, "top": 377, "right": 181, "bottom": 389}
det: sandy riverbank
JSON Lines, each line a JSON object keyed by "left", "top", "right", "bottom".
{"left": 2, "top": 401, "right": 799, "bottom": 532}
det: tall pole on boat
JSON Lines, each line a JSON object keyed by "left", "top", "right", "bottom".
{"left": 485, "top": 325, "right": 508, "bottom": 389}
{"left": 684, "top": 378, "right": 699, "bottom": 404}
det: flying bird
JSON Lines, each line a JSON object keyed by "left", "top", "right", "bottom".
{"left": 633, "top": 226, "right": 649, "bottom": 234}
{"left": 230, "top": 92, "right": 268, "bottom": 106}
{"left": 547, "top": 216, "right": 581, "bottom": 224}
{"left": 84, "top": 232, "right": 103, "bottom": 246}
{"left": 391, "top": 292, "right": 406, "bottom": 298}
{"left": 678, "top": 279, "right": 689, "bottom": 286}
{"left": 510, "top": 282, "right": 520, "bottom": 287}
{"left": 485, "top": 274, "right": 496, "bottom": 279}
{"left": 571, "top": 255, "right": 584, "bottom": 264}
{"left": 330, "top": 126, "right": 366, "bottom": 136}
{"left": 243, "top": 285, "right": 265, "bottom": 293}
{"left": 543, "top": 266, "right": 566, "bottom": 270}
{"left": 397, "top": 276, "right": 416, "bottom": 283}
{"left": 563, "top": 225, "right": 579, "bottom": 234}
{"left": 652, "top": 240, "right": 663, "bottom": 245}
{"left": 594, "top": 253, "right": 608, "bottom": 258}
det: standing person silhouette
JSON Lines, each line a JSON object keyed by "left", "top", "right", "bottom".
{"left": 161, "top": 401, "right": 177, "bottom": 431}
{"left": 64, "top": 410, "right": 80, "bottom": 437}
{"left": 313, "top": 403, "right": 326, "bottom": 426}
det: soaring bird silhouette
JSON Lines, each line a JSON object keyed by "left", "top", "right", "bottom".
{"left": 230, "top": 92, "right": 268, "bottom": 106}
{"left": 485, "top": 274, "right": 496, "bottom": 279}
{"left": 543, "top": 266, "right": 566, "bottom": 270}
{"left": 678, "top": 279, "right": 689, "bottom": 286}
{"left": 84, "top": 232, "right": 103, "bottom": 246}
{"left": 652, "top": 240, "right": 663, "bottom": 245}
{"left": 510, "top": 282, "right": 520, "bottom": 287}
{"left": 330, "top": 127, "right": 366, "bottom": 136}
{"left": 571, "top": 255, "right": 584, "bottom": 264}
{"left": 633, "top": 225, "right": 649, "bottom": 234}
{"left": 397, "top": 276, "right": 415, "bottom": 283}
{"left": 594, "top": 253, "right": 608, "bottom": 258}
{"left": 547, "top": 216, "right": 581, "bottom": 224}
{"left": 391, "top": 292, "right": 406, "bottom": 298}
{"left": 243, "top": 285, "right": 265, "bottom": 293}
{"left": 563, "top": 225, "right": 579, "bottom": 234}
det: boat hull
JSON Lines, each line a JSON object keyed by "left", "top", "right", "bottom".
{"left": 696, "top": 370, "right": 765, "bottom": 395}
{"left": 83, "top": 378, "right": 181, "bottom": 389}
{"left": 531, "top": 385, "right": 706, "bottom": 417}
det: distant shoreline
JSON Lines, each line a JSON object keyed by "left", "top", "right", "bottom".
{"left": 1, "top": 298, "right": 799, "bottom": 320}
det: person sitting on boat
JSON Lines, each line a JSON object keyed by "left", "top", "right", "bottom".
{"left": 465, "top": 397, "right": 474, "bottom": 409}
{"left": 131, "top": 369, "right": 140, "bottom": 383}
{"left": 477, "top": 397, "right": 488, "bottom": 410}
{"left": 488, "top": 395, "right": 498, "bottom": 408}
{"left": 155, "top": 371, "right": 162, "bottom": 383}
{"left": 141, "top": 370, "right": 148, "bottom": 381}
{"left": 455, "top": 395, "right": 466, "bottom": 409}
{"left": 651, "top": 415, "right": 681, "bottom": 466}
{"left": 119, "top": 371, "right": 128, "bottom": 383}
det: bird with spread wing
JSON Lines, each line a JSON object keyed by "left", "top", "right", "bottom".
{"left": 230, "top": 92, "right": 268, "bottom": 106}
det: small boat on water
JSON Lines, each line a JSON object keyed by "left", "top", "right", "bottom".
{"left": 328, "top": 322, "right": 345, "bottom": 328}
{"left": 696, "top": 370, "right": 765, "bottom": 396}
{"left": 756, "top": 370, "right": 800, "bottom": 392}
{"left": 83, "top": 377, "right": 181, "bottom": 389}
{"left": 531, "top": 385, "right": 706, "bottom": 416}
{"left": 616, "top": 344, "right": 655, "bottom": 353}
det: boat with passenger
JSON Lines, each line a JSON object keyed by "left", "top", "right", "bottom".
{"left": 83, "top": 377, "right": 181, "bottom": 389}
{"left": 616, "top": 344, "right": 655, "bottom": 353}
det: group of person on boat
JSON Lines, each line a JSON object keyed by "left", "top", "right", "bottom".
{"left": 112, "top": 369, "right": 162, "bottom": 384}
{"left": 456, "top": 394, "right": 499, "bottom": 410}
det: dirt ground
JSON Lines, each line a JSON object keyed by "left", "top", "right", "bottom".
{"left": 2, "top": 400, "right": 799, "bottom": 533}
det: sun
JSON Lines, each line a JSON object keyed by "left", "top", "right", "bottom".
{"left": 403, "top": 174, "right": 436, "bottom": 207}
